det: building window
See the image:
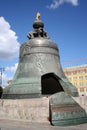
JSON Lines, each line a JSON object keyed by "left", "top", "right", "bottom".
{"left": 86, "top": 88, "right": 87, "bottom": 92}
{"left": 79, "top": 76, "right": 83, "bottom": 80}
{"left": 86, "top": 82, "right": 87, "bottom": 86}
{"left": 85, "top": 76, "right": 87, "bottom": 80}
{"left": 73, "top": 77, "right": 77, "bottom": 80}
{"left": 72, "top": 71, "right": 77, "bottom": 75}
{"left": 80, "top": 82, "right": 84, "bottom": 86}
{"left": 79, "top": 71, "right": 83, "bottom": 74}
{"left": 80, "top": 88, "right": 84, "bottom": 92}
{"left": 67, "top": 72, "right": 71, "bottom": 76}
{"left": 74, "top": 82, "right": 77, "bottom": 86}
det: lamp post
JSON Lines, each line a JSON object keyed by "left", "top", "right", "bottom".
{"left": 0, "top": 67, "right": 5, "bottom": 87}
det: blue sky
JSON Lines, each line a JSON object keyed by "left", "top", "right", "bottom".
{"left": 0, "top": 0, "right": 87, "bottom": 85}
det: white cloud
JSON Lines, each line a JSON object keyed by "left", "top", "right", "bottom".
{"left": 0, "top": 16, "right": 20, "bottom": 59}
{"left": 0, "top": 72, "right": 10, "bottom": 86}
{"left": 47, "top": 0, "right": 79, "bottom": 9}
{"left": 0, "top": 63, "right": 18, "bottom": 86}
{"left": 2, "top": 73, "right": 11, "bottom": 83}
{"left": 5, "top": 63, "right": 18, "bottom": 72}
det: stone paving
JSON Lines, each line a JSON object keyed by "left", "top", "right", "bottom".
{"left": 0, "top": 119, "right": 87, "bottom": 130}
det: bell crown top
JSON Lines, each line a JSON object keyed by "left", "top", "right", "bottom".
{"left": 35, "top": 12, "right": 40, "bottom": 21}
{"left": 27, "top": 12, "right": 49, "bottom": 39}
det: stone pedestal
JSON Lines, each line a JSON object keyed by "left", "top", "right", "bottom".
{"left": 0, "top": 97, "right": 49, "bottom": 123}
{"left": 0, "top": 95, "right": 87, "bottom": 126}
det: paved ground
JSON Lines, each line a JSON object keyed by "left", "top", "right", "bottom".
{"left": 0, "top": 119, "right": 87, "bottom": 130}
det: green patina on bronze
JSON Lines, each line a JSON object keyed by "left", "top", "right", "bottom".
{"left": 49, "top": 92, "right": 87, "bottom": 126}
{"left": 3, "top": 13, "right": 78, "bottom": 98}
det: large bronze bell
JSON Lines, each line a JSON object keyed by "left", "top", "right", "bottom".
{"left": 3, "top": 13, "right": 78, "bottom": 99}
{"left": 2, "top": 13, "right": 87, "bottom": 126}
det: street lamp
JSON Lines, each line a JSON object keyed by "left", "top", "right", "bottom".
{"left": 0, "top": 67, "right": 5, "bottom": 87}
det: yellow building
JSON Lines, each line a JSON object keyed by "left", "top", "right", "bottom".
{"left": 63, "top": 64, "right": 87, "bottom": 96}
